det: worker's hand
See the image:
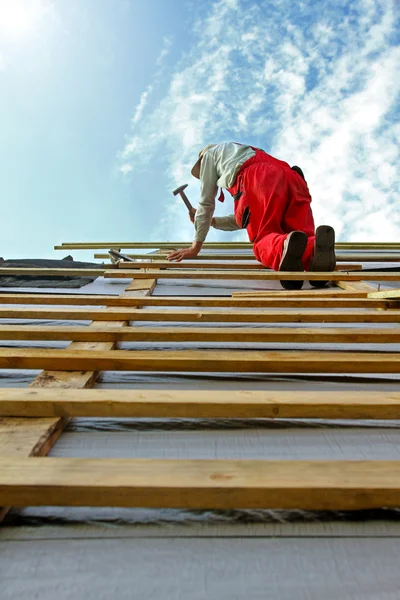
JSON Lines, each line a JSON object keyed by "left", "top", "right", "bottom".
{"left": 167, "top": 243, "right": 202, "bottom": 262}
{"left": 189, "top": 209, "right": 196, "bottom": 224}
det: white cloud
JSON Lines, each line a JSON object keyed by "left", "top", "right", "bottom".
{"left": 118, "top": 0, "right": 400, "bottom": 242}
{"left": 120, "top": 163, "right": 133, "bottom": 175}
{"left": 131, "top": 87, "right": 152, "bottom": 125}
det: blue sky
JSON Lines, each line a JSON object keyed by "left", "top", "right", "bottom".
{"left": 0, "top": 0, "right": 399, "bottom": 260}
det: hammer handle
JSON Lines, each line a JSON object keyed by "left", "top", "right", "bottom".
{"left": 180, "top": 192, "right": 195, "bottom": 214}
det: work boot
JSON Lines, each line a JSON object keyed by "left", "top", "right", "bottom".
{"left": 309, "top": 225, "right": 336, "bottom": 288}
{"left": 279, "top": 231, "right": 308, "bottom": 290}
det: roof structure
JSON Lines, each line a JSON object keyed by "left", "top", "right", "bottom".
{"left": 1, "top": 241, "right": 400, "bottom": 599}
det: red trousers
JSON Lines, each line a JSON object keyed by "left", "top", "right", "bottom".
{"left": 228, "top": 150, "right": 315, "bottom": 270}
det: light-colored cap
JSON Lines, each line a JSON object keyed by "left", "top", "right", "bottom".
{"left": 191, "top": 144, "right": 217, "bottom": 179}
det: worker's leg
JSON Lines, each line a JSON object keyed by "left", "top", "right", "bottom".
{"left": 280, "top": 168, "right": 315, "bottom": 269}
{"left": 243, "top": 164, "right": 313, "bottom": 271}
{"left": 235, "top": 162, "right": 294, "bottom": 270}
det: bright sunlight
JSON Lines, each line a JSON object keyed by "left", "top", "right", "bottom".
{"left": 0, "top": 0, "right": 49, "bottom": 41}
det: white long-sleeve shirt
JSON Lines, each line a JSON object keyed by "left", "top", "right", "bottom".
{"left": 194, "top": 142, "right": 256, "bottom": 242}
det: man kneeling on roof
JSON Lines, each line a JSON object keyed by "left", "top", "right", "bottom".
{"left": 167, "top": 142, "right": 336, "bottom": 290}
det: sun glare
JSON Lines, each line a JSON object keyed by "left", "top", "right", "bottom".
{"left": 0, "top": 0, "right": 48, "bottom": 41}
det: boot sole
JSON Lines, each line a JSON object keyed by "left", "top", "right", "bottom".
{"left": 309, "top": 225, "right": 336, "bottom": 288}
{"left": 279, "top": 231, "right": 308, "bottom": 290}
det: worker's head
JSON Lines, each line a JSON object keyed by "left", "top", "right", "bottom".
{"left": 191, "top": 144, "right": 217, "bottom": 179}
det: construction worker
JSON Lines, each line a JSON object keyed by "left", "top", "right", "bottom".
{"left": 167, "top": 142, "right": 336, "bottom": 290}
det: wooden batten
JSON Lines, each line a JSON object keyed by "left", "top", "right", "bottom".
{"left": 2, "top": 457, "right": 400, "bottom": 510}
{"left": 1, "top": 240, "right": 399, "bottom": 515}
{"left": 1, "top": 388, "right": 400, "bottom": 420}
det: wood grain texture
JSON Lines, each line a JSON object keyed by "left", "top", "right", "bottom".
{"left": 93, "top": 251, "right": 400, "bottom": 261}
{"left": 232, "top": 289, "right": 369, "bottom": 298}
{"left": 0, "top": 279, "right": 156, "bottom": 522}
{"left": 28, "top": 279, "right": 156, "bottom": 390}
{"left": 369, "top": 289, "right": 400, "bottom": 299}
{"left": 2, "top": 457, "right": 400, "bottom": 510}
{"left": 57, "top": 241, "right": 400, "bottom": 249}
{"left": 0, "top": 348, "right": 399, "bottom": 373}
{"left": 1, "top": 388, "right": 400, "bottom": 419}
{"left": 1, "top": 325, "right": 400, "bottom": 343}
{"left": 1, "top": 297, "right": 399, "bottom": 311}
{"left": 117, "top": 261, "right": 362, "bottom": 271}
{"left": 1, "top": 307, "right": 399, "bottom": 323}
{"left": 107, "top": 269, "right": 400, "bottom": 281}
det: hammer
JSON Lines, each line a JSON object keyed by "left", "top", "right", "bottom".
{"left": 172, "top": 184, "right": 196, "bottom": 216}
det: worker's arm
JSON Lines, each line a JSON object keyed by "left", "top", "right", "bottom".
{"left": 167, "top": 150, "right": 218, "bottom": 262}
{"left": 212, "top": 214, "right": 241, "bottom": 231}
{"left": 193, "top": 150, "right": 218, "bottom": 242}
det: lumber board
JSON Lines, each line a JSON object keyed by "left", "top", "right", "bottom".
{"left": 0, "top": 348, "right": 400, "bottom": 373}
{"left": 57, "top": 241, "right": 400, "bottom": 249}
{"left": 106, "top": 269, "right": 400, "bottom": 281}
{"left": 1, "top": 388, "right": 400, "bottom": 419}
{"left": 232, "top": 289, "right": 369, "bottom": 298}
{"left": 2, "top": 457, "right": 400, "bottom": 510}
{"left": 1, "top": 325, "right": 400, "bottom": 344}
{"left": 93, "top": 252, "right": 400, "bottom": 262}
{"left": 369, "top": 289, "right": 400, "bottom": 299}
{"left": 1, "top": 307, "right": 399, "bottom": 323}
{"left": 117, "top": 261, "right": 362, "bottom": 271}
{"left": 3, "top": 294, "right": 398, "bottom": 308}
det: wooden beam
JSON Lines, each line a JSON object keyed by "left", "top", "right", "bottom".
{"left": 57, "top": 241, "right": 400, "bottom": 249}
{"left": 117, "top": 260, "right": 362, "bottom": 271}
{"left": 1, "top": 388, "right": 400, "bottom": 419}
{"left": 93, "top": 252, "right": 400, "bottom": 262}
{"left": 232, "top": 289, "right": 369, "bottom": 298}
{"left": 0, "top": 348, "right": 399, "bottom": 373}
{"left": 1, "top": 298, "right": 399, "bottom": 316}
{"left": 2, "top": 457, "right": 400, "bottom": 510}
{"left": 0, "top": 307, "right": 399, "bottom": 323}
{"left": 107, "top": 269, "right": 400, "bottom": 281}
{"left": 369, "top": 289, "right": 400, "bottom": 299}
{"left": 1, "top": 325, "right": 400, "bottom": 344}
{"left": 3, "top": 293, "right": 398, "bottom": 309}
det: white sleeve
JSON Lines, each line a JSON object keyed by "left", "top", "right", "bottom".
{"left": 213, "top": 215, "right": 241, "bottom": 231}
{"left": 193, "top": 151, "right": 218, "bottom": 243}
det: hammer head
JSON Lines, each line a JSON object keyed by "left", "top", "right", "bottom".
{"left": 172, "top": 183, "right": 188, "bottom": 196}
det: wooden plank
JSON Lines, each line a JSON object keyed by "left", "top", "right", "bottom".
{"left": 336, "top": 281, "right": 379, "bottom": 293}
{"left": 3, "top": 294, "right": 397, "bottom": 308}
{"left": 1, "top": 388, "right": 400, "bottom": 419}
{"left": 2, "top": 457, "right": 400, "bottom": 510}
{"left": 57, "top": 241, "right": 400, "bottom": 249}
{"left": 1, "top": 325, "right": 400, "bottom": 344}
{"left": 117, "top": 261, "right": 362, "bottom": 271}
{"left": 0, "top": 264, "right": 362, "bottom": 276}
{"left": 107, "top": 269, "right": 400, "bottom": 281}
{"left": 0, "top": 348, "right": 400, "bottom": 373}
{"left": 1, "top": 307, "right": 399, "bottom": 323}
{"left": 232, "top": 289, "right": 369, "bottom": 298}
{"left": 369, "top": 289, "right": 400, "bottom": 299}
{"left": 94, "top": 252, "right": 400, "bottom": 262}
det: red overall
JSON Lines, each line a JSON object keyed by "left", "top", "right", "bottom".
{"left": 227, "top": 150, "right": 315, "bottom": 270}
